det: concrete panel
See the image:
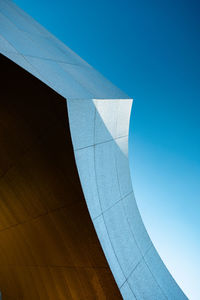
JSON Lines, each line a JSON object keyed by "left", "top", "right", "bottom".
{"left": 0, "top": 12, "right": 52, "bottom": 58}
{"left": 94, "top": 215, "right": 126, "bottom": 287}
{"left": 122, "top": 192, "right": 152, "bottom": 255}
{"left": 95, "top": 140, "right": 121, "bottom": 211}
{"left": 75, "top": 147, "right": 101, "bottom": 219}
{"left": 67, "top": 99, "right": 95, "bottom": 149}
{"left": 0, "top": 12, "right": 83, "bottom": 65}
{"left": 24, "top": 56, "right": 93, "bottom": 99}
{"left": 60, "top": 63, "right": 129, "bottom": 99}
{"left": 94, "top": 99, "right": 118, "bottom": 143}
{"left": 103, "top": 201, "right": 142, "bottom": 278}
{"left": 116, "top": 99, "right": 133, "bottom": 138}
{"left": 144, "top": 246, "right": 187, "bottom": 299}
{"left": 0, "top": 35, "right": 17, "bottom": 53}
{"left": 0, "top": 0, "right": 130, "bottom": 101}
{"left": 115, "top": 136, "right": 133, "bottom": 197}
{"left": 0, "top": 0, "right": 50, "bottom": 37}
{"left": 128, "top": 260, "right": 166, "bottom": 300}
{"left": 120, "top": 282, "right": 136, "bottom": 300}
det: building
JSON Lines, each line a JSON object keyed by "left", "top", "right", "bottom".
{"left": 0, "top": 0, "right": 187, "bottom": 299}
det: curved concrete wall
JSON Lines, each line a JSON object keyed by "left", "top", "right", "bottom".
{"left": 0, "top": 0, "right": 188, "bottom": 299}
{"left": 67, "top": 99, "right": 187, "bottom": 299}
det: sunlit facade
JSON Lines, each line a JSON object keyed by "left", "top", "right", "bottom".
{"left": 0, "top": 0, "right": 187, "bottom": 299}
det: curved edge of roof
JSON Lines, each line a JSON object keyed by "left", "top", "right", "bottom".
{"left": 0, "top": 0, "right": 131, "bottom": 101}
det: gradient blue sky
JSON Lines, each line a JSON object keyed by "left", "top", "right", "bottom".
{"left": 13, "top": 1, "right": 200, "bottom": 299}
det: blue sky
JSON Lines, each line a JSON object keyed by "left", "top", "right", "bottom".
{"left": 13, "top": 0, "right": 200, "bottom": 299}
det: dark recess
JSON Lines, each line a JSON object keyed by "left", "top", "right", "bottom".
{"left": 0, "top": 54, "right": 121, "bottom": 299}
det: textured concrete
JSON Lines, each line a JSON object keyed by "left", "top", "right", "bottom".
{"left": 0, "top": 0, "right": 188, "bottom": 299}
{"left": 68, "top": 99, "right": 187, "bottom": 299}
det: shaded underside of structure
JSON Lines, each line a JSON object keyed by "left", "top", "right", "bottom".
{"left": 0, "top": 53, "right": 121, "bottom": 299}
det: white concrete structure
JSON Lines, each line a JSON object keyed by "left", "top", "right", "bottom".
{"left": 0, "top": 0, "right": 188, "bottom": 298}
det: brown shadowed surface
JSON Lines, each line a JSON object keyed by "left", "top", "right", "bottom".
{"left": 0, "top": 54, "right": 122, "bottom": 299}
